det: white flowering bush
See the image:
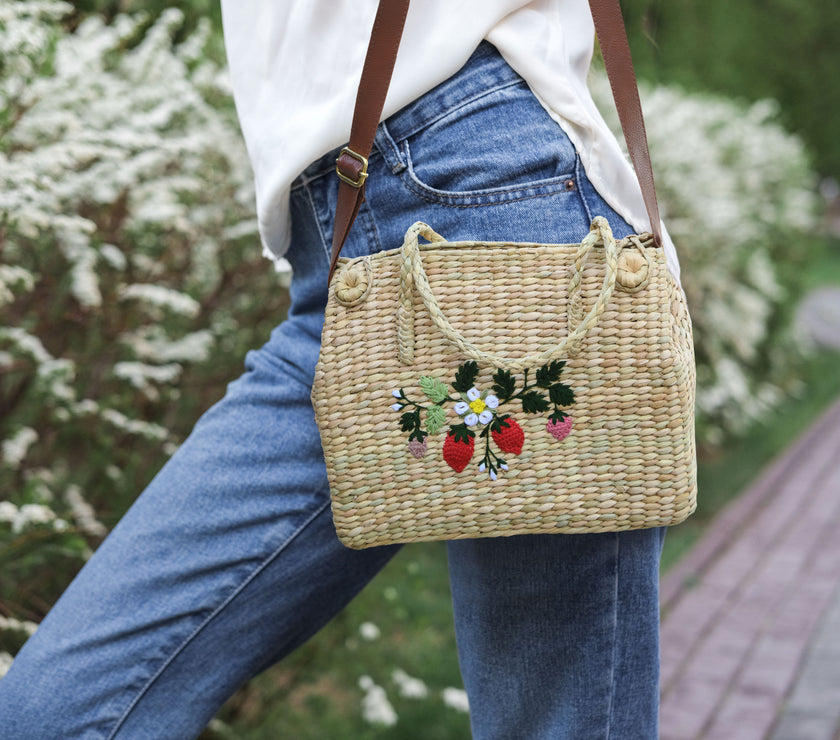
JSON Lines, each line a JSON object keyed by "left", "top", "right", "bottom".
{"left": 0, "top": 1, "right": 289, "bottom": 654}
{"left": 590, "top": 75, "right": 820, "bottom": 442}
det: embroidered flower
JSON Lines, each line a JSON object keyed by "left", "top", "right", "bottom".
{"left": 454, "top": 387, "right": 499, "bottom": 427}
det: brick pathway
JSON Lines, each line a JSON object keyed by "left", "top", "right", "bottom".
{"left": 659, "top": 396, "right": 840, "bottom": 740}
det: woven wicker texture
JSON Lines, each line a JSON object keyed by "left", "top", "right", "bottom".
{"left": 313, "top": 219, "right": 696, "bottom": 549}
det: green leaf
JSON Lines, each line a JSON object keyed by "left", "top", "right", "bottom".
{"left": 419, "top": 375, "right": 449, "bottom": 403}
{"left": 549, "top": 409, "right": 569, "bottom": 423}
{"left": 425, "top": 405, "right": 446, "bottom": 435}
{"left": 491, "top": 368, "right": 515, "bottom": 401}
{"left": 490, "top": 414, "right": 511, "bottom": 433}
{"left": 549, "top": 382, "right": 575, "bottom": 407}
{"left": 452, "top": 361, "right": 479, "bottom": 393}
{"left": 400, "top": 410, "right": 420, "bottom": 433}
{"left": 536, "top": 360, "right": 566, "bottom": 388}
{"left": 409, "top": 429, "right": 428, "bottom": 442}
{"left": 521, "top": 390, "right": 550, "bottom": 414}
{"left": 448, "top": 423, "right": 475, "bottom": 444}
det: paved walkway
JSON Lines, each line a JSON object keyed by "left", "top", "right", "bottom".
{"left": 659, "top": 396, "right": 840, "bottom": 739}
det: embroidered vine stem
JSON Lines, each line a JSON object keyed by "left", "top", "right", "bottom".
{"left": 477, "top": 420, "right": 509, "bottom": 480}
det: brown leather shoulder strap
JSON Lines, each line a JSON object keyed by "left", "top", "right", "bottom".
{"left": 588, "top": 0, "right": 662, "bottom": 246}
{"left": 328, "top": 0, "right": 661, "bottom": 286}
{"left": 328, "top": 0, "right": 410, "bottom": 284}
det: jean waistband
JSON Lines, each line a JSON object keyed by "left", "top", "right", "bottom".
{"left": 293, "top": 41, "right": 522, "bottom": 186}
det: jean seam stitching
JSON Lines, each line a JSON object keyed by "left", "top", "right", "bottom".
{"left": 605, "top": 533, "right": 620, "bottom": 739}
{"left": 374, "top": 122, "right": 405, "bottom": 173}
{"left": 360, "top": 203, "right": 382, "bottom": 255}
{"left": 104, "top": 498, "right": 333, "bottom": 740}
{"left": 302, "top": 182, "right": 330, "bottom": 262}
{"left": 399, "top": 172, "right": 576, "bottom": 209}
{"left": 574, "top": 156, "right": 595, "bottom": 224}
{"left": 387, "top": 77, "right": 524, "bottom": 145}
{"left": 401, "top": 139, "right": 576, "bottom": 203}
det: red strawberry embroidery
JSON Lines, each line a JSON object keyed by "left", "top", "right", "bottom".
{"left": 492, "top": 418, "right": 524, "bottom": 455}
{"left": 443, "top": 432, "right": 475, "bottom": 472}
{"left": 546, "top": 416, "right": 573, "bottom": 442}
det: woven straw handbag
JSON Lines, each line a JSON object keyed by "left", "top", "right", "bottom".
{"left": 312, "top": 0, "right": 697, "bottom": 549}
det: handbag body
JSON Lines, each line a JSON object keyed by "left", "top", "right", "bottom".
{"left": 312, "top": 0, "right": 697, "bottom": 549}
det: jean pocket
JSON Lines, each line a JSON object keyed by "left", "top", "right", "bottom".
{"left": 396, "top": 80, "right": 578, "bottom": 206}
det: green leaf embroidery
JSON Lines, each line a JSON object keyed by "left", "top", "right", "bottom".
{"left": 448, "top": 423, "right": 475, "bottom": 444}
{"left": 549, "top": 382, "right": 575, "bottom": 406}
{"left": 452, "top": 361, "right": 479, "bottom": 393}
{"left": 536, "top": 360, "right": 566, "bottom": 388}
{"left": 400, "top": 410, "right": 420, "bottom": 433}
{"left": 521, "top": 390, "right": 550, "bottom": 414}
{"left": 425, "top": 405, "right": 446, "bottom": 435}
{"left": 491, "top": 368, "right": 515, "bottom": 401}
{"left": 549, "top": 409, "right": 569, "bottom": 423}
{"left": 419, "top": 375, "right": 449, "bottom": 404}
{"left": 490, "top": 414, "right": 511, "bottom": 433}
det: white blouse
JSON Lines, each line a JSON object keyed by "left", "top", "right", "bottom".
{"left": 220, "top": 0, "right": 679, "bottom": 280}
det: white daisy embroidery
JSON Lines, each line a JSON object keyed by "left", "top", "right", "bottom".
{"left": 454, "top": 387, "right": 499, "bottom": 427}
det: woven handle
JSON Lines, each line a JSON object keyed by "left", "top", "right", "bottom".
{"left": 397, "top": 218, "right": 620, "bottom": 371}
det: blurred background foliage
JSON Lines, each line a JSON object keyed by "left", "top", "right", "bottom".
{"left": 1, "top": 1, "right": 838, "bottom": 738}
{"left": 621, "top": 0, "right": 840, "bottom": 180}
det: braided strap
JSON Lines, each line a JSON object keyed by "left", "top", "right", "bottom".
{"left": 397, "top": 218, "right": 620, "bottom": 370}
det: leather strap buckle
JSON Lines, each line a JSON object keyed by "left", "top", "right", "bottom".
{"left": 336, "top": 147, "right": 369, "bottom": 188}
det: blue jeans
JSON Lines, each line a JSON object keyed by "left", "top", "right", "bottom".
{"left": 0, "top": 43, "right": 664, "bottom": 739}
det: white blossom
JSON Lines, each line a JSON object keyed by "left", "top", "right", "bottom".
{"left": 0, "top": 328, "right": 52, "bottom": 364}
{"left": 0, "top": 615, "right": 39, "bottom": 637}
{"left": 113, "top": 361, "right": 183, "bottom": 400}
{"left": 119, "top": 328, "right": 215, "bottom": 364}
{"left": 0, "top": 652, "right": 13, "bottom": 679}
{"left": 2, "top": 427, "right": 38, "bottom": 468}
{"left": 392, "top": 668, "right": 429, "bottom": 699}
{"left": 98, "top": 243, "right": 127, "bottom": 271}
{"left": 442, "top": 687, "right": 470, "bottom": 713}
{"left": 118, "top": 284, "right": 201, "bottom": 318}
{"left": 11, "top": 503, "right": 56, "bottom": 533}
{"left": 0, "top": 265, "right": 36, "bottom": 306}
{"left": 0, "top": 501, "right": 18, "bottom": 522}
{"left": 100, "top": 409, "right": 169, "bottom": 441}
{"left": 63, "top": 485, "right": 108, "bottom": 537}
{"left": 358, "top": 622, "right": 381, "bottom": 641}
{"left": 358, "top": 676, "right": 398, "bottom": 727}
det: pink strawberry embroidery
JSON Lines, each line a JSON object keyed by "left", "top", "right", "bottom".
{"left": 492, "top": 418, "right": 524, "bottom": 455}
{"left": 443, "top": 432, "right": 475, "bottom": 472}
{"left": 546, "top": 416, "right": 573, "bottom": 442}
{"left": 408, "top": 438, "right": 428, "bottom": 459}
